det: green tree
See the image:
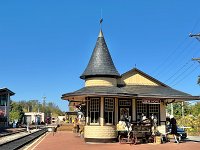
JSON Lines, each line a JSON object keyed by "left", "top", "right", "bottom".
{"left": 191, "top": 102, "right": 200, "bottom": 117}
{"left": 10, "top": 100, "right": 64, "bottom": 124}
{"left": 177, "top": 114, "right": 200, "bottom": 136}
{"left": 167, "top": 101, "right": 200, "bottom": 135}
{"left": 166, "top": 102, "right": 191, "bottom": 119}
{"left": 9, "top": 101, "right": 24, "bottom": 124}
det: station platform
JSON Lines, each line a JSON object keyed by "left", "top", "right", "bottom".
{"left": 26, "top": 131, "right": 200, "bottom": 150}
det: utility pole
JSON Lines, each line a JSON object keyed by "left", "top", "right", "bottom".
{"left": 189, "top": 32, "right": 200, "bottom": 82}
{"left": 43, "top": 96, "right": 46, "bottom": 111}
{"left": 189, "top": 32, "right": 200, "bottom": 61}
{"left": 37, "top": 100, "right": 39, "bottom": 113}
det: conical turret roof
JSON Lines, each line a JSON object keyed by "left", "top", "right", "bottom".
{"left": 80, "top": 29, "right": 120, "bottom": 79}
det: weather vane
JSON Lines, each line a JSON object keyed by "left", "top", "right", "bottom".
{"left": 100, "top": 8, "right": 103, "bottom": 28}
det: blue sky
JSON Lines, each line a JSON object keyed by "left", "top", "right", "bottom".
{"left": 0, "top": 1, "right": 200, "bottom": 111}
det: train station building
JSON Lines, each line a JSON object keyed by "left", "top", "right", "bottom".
{"left": 61, "top": 28, "right": 200, "bottom": 142}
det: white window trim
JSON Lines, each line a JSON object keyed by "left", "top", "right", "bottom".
{"left": 89, "top": 98, "right": 100, "bottom": 125}
{"left": 104, "top": 98, "right": 115, "bottom": 125}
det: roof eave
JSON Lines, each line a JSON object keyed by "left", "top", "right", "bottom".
{"left": 137, "top": 95, "right": 200, "bottom": 100}
{"left": 0, "top": 88, "right": 15, "bottom": 96}
{"left": 62, "top": 92, "right": 200, "bottom": 101}
{"left": 61, "top": 93, "right": 136, "bottom": 101}
{"left": 80, "top": 74, "right": 121, "bottom": 80}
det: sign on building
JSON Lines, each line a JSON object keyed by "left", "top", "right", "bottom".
{"left": 142, "top": 99, "right": 160, "bottom": 104}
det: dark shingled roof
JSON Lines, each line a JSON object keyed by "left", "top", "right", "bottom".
{"left": 122, "top": 85, "right": 191, "bottom": 98}
{"left": 62, "top": 86, "right": 130, "bottom": 98}
{"left": 62, "top": 85, "right": 200, "bottom": 100}
{"left": 80, "top": 29, "right": 120, "bottom": 79}
{"left": 0, "top": 87, "right": 15, "bottom": 96}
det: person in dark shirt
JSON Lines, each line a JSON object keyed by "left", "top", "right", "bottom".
{"left": 170, "top": 115, "right": 179, "bottom": 143}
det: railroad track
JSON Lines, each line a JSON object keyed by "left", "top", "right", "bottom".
{"left": 0, "top": 126, "right": 41, "bottom": 138}
{"left": 0, "top": 129, "right": 26, "bottom": 138}
{"left": 0, "top": 128, "right": 47, "bottom": 150}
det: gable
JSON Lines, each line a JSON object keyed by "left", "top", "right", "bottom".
{"left": 120, "top": 68, "right": 167, "bottom": 86}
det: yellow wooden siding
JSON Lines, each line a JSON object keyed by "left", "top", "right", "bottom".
{"left": 85, "top": 77, "right": 117, "bottom": 87}
{"left": 121, "top": 71, "right": 160, "bottom": 86}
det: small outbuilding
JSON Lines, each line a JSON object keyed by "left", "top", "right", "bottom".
{"left": 61, "top": 28, "right": 200, "bottom": 142}
{"left": 24, "top": 112, "right": 45, "bottom": 125}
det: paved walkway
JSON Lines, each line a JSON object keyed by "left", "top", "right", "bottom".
{"left": 27, "top": 131, "right": 200, "bottom": 150}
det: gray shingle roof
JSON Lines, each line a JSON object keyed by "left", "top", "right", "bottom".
{"left": 62, "top": 86, "right": 129, "bottom": 98}
{"left": 75, "top": 86, "right": 127, "bottom": 94}
{"left": 62, "top": 85, "right": 200, "bottom": 100}
{"left": 80, "top": 29, "right": 120, "bottom": 79}
{"left": 0, "top": 87, "right": 15, "bottom": 96}
{"left": 122, "top": 85, "right": 191, "bottom": 97}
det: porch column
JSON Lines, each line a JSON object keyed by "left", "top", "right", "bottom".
{"left": 158, "top": 102, "right": 167, "bottom": 134}
{"left": 132, "top": 99, "right": 136, "bottom": 121}
{"left": 6, "top": 92, "right": 10, "bottom": 127}
{"left": 86, "top": 99, "right": 89, "bottom": 125}
{"left": 115, "top": 97, "right": 118, "bottom": 125}
{"left": 100, "top": 97, "right": 104, "bottom": 126}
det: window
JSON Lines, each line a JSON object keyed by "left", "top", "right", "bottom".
{"left": 136, "top": 100, "right": 147, "bottom": 122}
{"left": 119, "top": 100, "right": 131, "bottom": 106}
{"left": 89, "top": 98, "right": 100, "bottom": 124}
{"left": 136, "top": 100, "right": 160, "bottom": 123}
{"left": 149, "top": 104, "right": 160, "bottom": 123}
{"left": 0, "top": 94, "right": 7, "bottom": 106}
{"left": 104, "top": 98, "right": 114, "bottom": 124}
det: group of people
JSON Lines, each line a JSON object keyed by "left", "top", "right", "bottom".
{"left": 141, "top": 113, "right": 179, "bottom": 143}
{"left": 141, "top": 114, "right": 158, "bottom": 127}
